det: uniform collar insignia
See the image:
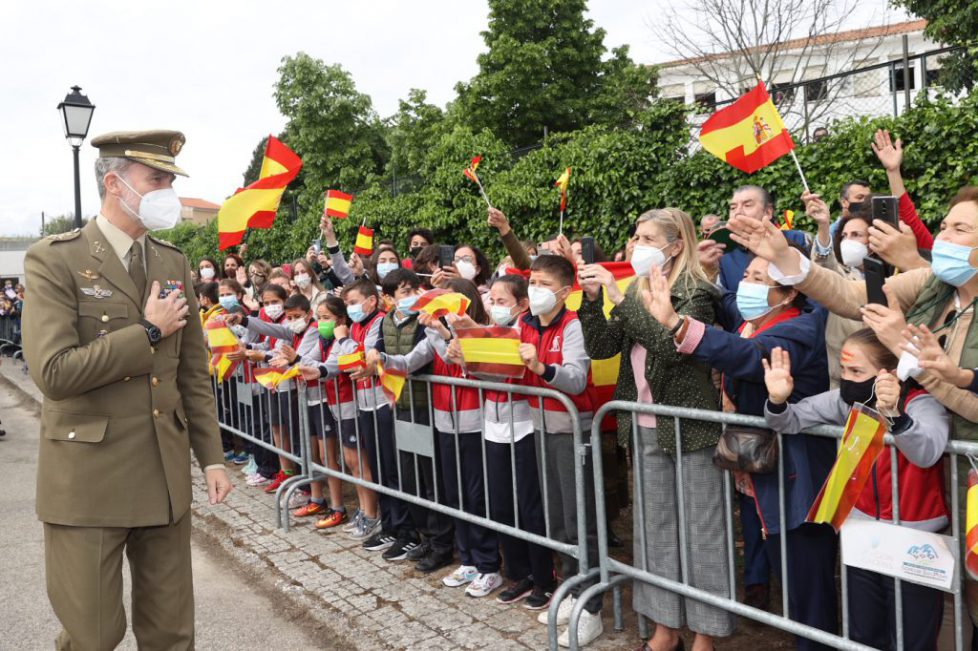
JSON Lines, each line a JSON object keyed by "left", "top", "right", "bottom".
{"left": 77, "top": 269, "right": 100, "bottom": 281}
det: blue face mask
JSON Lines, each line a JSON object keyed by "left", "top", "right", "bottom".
{"left": 931, "top": 240, "right": 978, "bottom": 287}
{"left": 219, "top": 295, "right": 239, "bottom": 311}
{"left": 735, "top": 281, "right": 776, "bottom": 321}
{"left": 397, "top": 295, "right": 419, "bottom": 315}
{"left": 377, "top": 262, "right": 399, "bottom": 279}
{"left": 347, "top": 302, "right": 367, "bottom": 323}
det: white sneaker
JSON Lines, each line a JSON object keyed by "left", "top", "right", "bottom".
{"left": 557, "top": 609, "right": 603, "bottom": 648}
{"left": 464, "top": 572, "right": 503, "bottom": 598}
{"left": 241, "top": 456, "right": 257, "bottom": 475}
{"left": 538, "top": 595, "right": 576, "bottom": 625}
{"left": 286, "top": 491, "right": 308, "bottom": 509}
{"left": 246, "top": 473, "right": 271, "bottom": 486}
{"left": 442, "top": 564, "right": 478, "bottom": 588}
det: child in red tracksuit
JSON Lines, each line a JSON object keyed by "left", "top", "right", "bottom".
{"left": 518, "top": 255, "right": 604, "bottom": 647}
{"left": 764, "top": 329, "right": 949, "bottom": 650}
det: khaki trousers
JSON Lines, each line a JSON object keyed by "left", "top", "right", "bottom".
{"left": 44, "top": 514, "right": 194, "bottom": 651}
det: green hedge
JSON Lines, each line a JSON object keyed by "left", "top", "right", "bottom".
{"left": 160, "top": 90, "right": 978, "bottom": 265}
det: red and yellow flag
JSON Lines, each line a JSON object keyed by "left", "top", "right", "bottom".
{"left": 253, "top": 365, "right": 301, "bottom": 390}
{"left": 555, "top": 167, "right": 571, "bottom": 212}
{"left": 699, "top": 81, "right": 795, "bottom": 174}
{"left": 378, "top": 362, "right": 407, "bottom": 405}
{"left": 218, "top": 136, "right": 302, "bottom": 250}
{"left": 338, "top": 348, "right": 366, "bottom": 372}
{"left": 456, "top": 326, "right": 525, "bottom": 381}
{"left": 205, "top": 317, "right": 240, "bottom": 382}
{"left": 463, "top": 155, "right": 482, "bottom": 185}
{"left": 780, "top": 209, "right": 795, "bottom": 231}
{"left": 807, "top": 404, "right": 887, "bottom": 530}
{"left": 414, "top": 289, "right": 471, "bottom": 318}
{"left": 324, "top": 190, "right": 353, "bottom": 219}
{"left": 967, "top": 468, "right": 978, "bottom": 579}
{"left": 354, "top": 226, "right": 374, "bottom": 257}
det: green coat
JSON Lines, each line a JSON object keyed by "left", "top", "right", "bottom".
{"left": 578, "top": 275, "right": 721, "bottom": 453}
{"left": 22, "top": 220, "right": 224, "bottom": 528}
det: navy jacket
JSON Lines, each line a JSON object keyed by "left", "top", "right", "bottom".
{"left": 691, "top": 292, "right": 833, "bottom": 535}
{"left": 719, "top": 229, "right": 810, "bottom": 292}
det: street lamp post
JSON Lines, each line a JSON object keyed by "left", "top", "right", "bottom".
{"left": 57, "top": 86, "right": 96, "bottom": 230}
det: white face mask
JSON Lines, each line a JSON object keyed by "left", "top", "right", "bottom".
{"left": 199, "top": 266, "right": 215, "bottom": 280}
{"left": 490, "top": 304, "right": 517, "bottom": 326}
{"left": 630, "top": 244, "right": 669, "bottom": 277}
{"left": 116, "top": 174, "right": 182, "bottom": 231}
{"left": 840, "top": 239, "right": 869, "bottom": 268}
{"left": 264, "top": 303, "right": 284, "bottom": 320}
{"left": 294, "top": 273, "right": 312, "bottom": 289}
{"left": 528, "top": 286, "right": 559, "bottom": 316}
{"left": 456, "top": 260, "right": 478, "bottom": 281}
{"left": 287, "top": 318, "right": 308, "bottom": 335}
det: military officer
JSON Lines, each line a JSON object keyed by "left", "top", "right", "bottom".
{"left": 22, "top": 130, "right": 232, "bottom": 650}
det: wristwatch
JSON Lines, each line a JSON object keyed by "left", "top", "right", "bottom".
{"left": 139, "top": 319, "right": 163, "bottom": 345}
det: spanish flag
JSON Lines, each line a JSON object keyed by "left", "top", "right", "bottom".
{"left": 378, "top": 362, "right": 407, "bottom": 405}
{"left": 253, "top": 365, "right": 301, "bottom": 390}
{"left": 456, "top": 326, "right": 525, "bottom": 380}
{"left": 463, "top": 155, "right": 482, "bottom": 185}
{"left": 967, "top": 468, "right": 978, "bottom": 579}
{"left": 414, "top": 289, "right": 471, "bottom": 318}
{"left": 338, "top": 348, "right": 366, "bottom": 372}
{"left": 324, "top": 190, "right": 353, "bottom": 219}
{"left": 205, "top": 317, "right": 240, "bottom": 382}
{"left": 807, "top": 403, "right": 887, "bottom": 530}
{"left": 218, "top": 136, "right": 302, "bottom": 250}
{"left": 354, "top": 226, "right": 374, "bottom": 257}
{"left": 781, "top": 209, "right": 795, "bottom": 231}
{"left": 555, "top": 167, "right": 571, "bottom": 212}
{"left": 699, "top": 81, "right": 795, "bottom": 174}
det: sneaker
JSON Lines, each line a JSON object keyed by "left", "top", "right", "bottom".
{"left": 232, "top": 451, "right": 250, "bottom": 465}
{"left": 465, "top": 572, "right": 503, "bottom": 598}
{"left": 263, "top": 470, "right": 289, "bottom": 494}
{"left": 314, "top": 509, "right": 348, "bottom": 530}
{"left": 246, "top": 473, "right": 271, "bottom": 486}
{"left": 292, "top": 501, "right": 327, "bottom": 518}
{"left": 414, "top": 549, "right": 454, "bottom": 574}
{"left": 405, "top": 539, "right": 431, "bottom": 562}
{"left": 442, "top": 564, "right": 478, "bottom": 588}
{"left": 224, "top": 450, "right": 235, "bottom": 462}
{"left": 362, "top": 531, "right": 397, "bottom": 552}
{"left": 286, "top": 491, "right": 308, "bottom": 509}
{"left": 382, "top": 537, "right": 419, "bottom": 561}
{"left": 557, "top": 609, "right": 604, "bottom": 648}
{"left": 523, "top": 586, "right": 553, "bottom": 611}
{"left": 350, "top": 516, "right": 381, "bottom": 541}
{"left": 497, "top": 577, "right": 534, "bottom": 604}
{"left": 343, "top": 508, "right": 363, "bottom": 533}
{"left": 538, "top": 596, "right": 576, "bottom": 625}
{"left": 241, "top": 456, "right": 257, "bottom": 475}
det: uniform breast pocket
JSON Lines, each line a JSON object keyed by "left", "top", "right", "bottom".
{"left": 78, "top": 302, "right": 129, "bottom": 343}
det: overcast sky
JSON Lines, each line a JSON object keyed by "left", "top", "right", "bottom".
{"left": 1, "top": 0, "right": 907, "bottom": 236}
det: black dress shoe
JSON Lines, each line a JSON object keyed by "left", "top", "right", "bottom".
{"left": 414, "top": 549, "right": 454, "bottom": 573}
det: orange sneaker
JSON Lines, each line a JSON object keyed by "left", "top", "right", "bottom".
{"left": 314, "top": 509, "right": 349, "bottom": 530}
{"left": 263, "top": 470, "right": 289, "bottom": 494}
{"left": 292, "top": 501, "right": 327, "bottom": 518}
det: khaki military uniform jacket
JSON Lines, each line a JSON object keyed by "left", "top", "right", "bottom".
{"left": 22, "top": 219, "right": 224, "bottom": 527}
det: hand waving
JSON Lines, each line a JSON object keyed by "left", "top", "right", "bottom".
{"left": 762, "top": 347, "right": 794, "bottom": 404}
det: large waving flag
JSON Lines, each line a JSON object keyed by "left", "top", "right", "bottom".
{"left": 456, "top": 326, "right": 525, "bottom": 381}
{"left": 699, "top": 81, "right": 795, "bottom": 174}
{"left": 967, "top": 468, "right": 978, "bottom": 579}
{"left": 218, "top": 136, "right": 302, "bottom": 250}
{"left": 205, "top": 317, "right": 240, "bottom": 382}
{"left": 807, "top": 404, "right": 887, "bottom": 530}
{"left": 415, "top": 289, "right": 471, "bottom": 318}
{"left": 253, "top": 365, "right": 301, "bottom": 391}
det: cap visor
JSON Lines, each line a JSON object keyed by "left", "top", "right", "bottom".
{"left": 128, "top": 157, "right": 188, "bottom": 177}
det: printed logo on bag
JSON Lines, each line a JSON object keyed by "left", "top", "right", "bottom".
{"left": 549, "top": 336, "right": 561, "bottom": 353}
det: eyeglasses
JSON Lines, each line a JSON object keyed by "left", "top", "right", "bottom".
{"left": 454, "top": 255, "right": 475, "bottom": 264}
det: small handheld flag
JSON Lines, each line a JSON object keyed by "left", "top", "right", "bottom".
{"left": 354, "top": 226, "right": 374, "bottom": 257}
{"left": 253, "top": 365, "right": 301, "bottom": 391}
{"left": 456, "top": 326, "right": 525, "bottom": 381}
{"left": 324, "top": 190, "right": 353, "bottom": 219}
{"left": 781, "top": 209, "right": 795, "bottom": 231}
{"left": 378, "top": 362, "right": 407, "bottom": 405}
{"left": 338, "top": 348, "right": 366, "bottom": 372}
{"left": 463, "top": 155, "right": 492, "bottom": 208}
{"left": 967, "top": 464, "right": 978, "bottom": 579}
{"left": 555, "top": 167, "right": 571, "bottom": 234}
{"left": 414, "top": 289, "right": 471, "bottom": 318}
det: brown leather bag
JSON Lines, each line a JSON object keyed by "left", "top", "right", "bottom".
{"left": 712, "top": 425, "right": 779, "bottom": 474}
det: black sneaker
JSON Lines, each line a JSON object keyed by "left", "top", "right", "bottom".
{"left": 382, "top": 537, "right": 419, "bottom": 561}
{"left": 414, "top": 549, "right": 454, "bottom": 574}
{"left": 362, "top": 531, "right": 397, "bottom": 552}
{"left": 496, "top": 577, "right": 534, "bottom": 604}
{"left": 405, "top": 539, "right": 431, "bottom": 562}
{"left": 523, "top": 586, "right": 554, "bottom": 610}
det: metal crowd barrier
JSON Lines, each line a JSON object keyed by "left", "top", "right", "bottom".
{"left": 0, "top": 314, "right": 22, "bottom": 358}
{"left": 586, "top": 400, "right": 978, "bottom": 651}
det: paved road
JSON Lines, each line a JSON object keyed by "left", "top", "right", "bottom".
{"left": 0, "top": 378, "right": 322, "bottom": 651}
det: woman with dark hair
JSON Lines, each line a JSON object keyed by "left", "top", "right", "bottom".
{"left": 369, "top": 245, "right": 402, "bottom": 285}
{"left": 198, "top": 256, "right": 222, "bottom": 282}
{"left": 223, "top": 253, "right": 245, "bottom": 281}
{"left": 291, "top": 258, "right": 325, "bottom": 305}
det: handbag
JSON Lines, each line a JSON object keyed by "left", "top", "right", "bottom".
{"left": 712, "top": 424, "right": 779, "bottom": 474}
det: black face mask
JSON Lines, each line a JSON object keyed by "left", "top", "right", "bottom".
{"left": 839, "top": 377, "right": 876, "bottom": 406}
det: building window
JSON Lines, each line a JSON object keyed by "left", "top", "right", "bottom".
{"left": 770, "top": 83, "right": 796, "bottom": 105}
{"left": 805, "top": 79, "right": 828, "bottom": 103}
{"left": 694, "top": 91, "right": 717, "bottom": 113}
{"left": 890, "top": 64, "right": 917, "bottom": 92}
{"left": 924, "top": 67, "right": 941, "bottom": 87}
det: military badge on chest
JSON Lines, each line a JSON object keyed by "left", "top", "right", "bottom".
{"left": 81, "top": 285, "right": 113, "bottom": 299}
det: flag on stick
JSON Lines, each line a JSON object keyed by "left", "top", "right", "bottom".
{"left": 806, "top": 403, "right": 887, "bottom": 530}
{"left": 781, "top": 209, "right": 795, "bottom": 231}
{"left": 253, "top": 365, "right": 301, "bottom": 390}
{"left": 414, "top": 289, "right": 471, "bottom": 318}
{"left": 218, "top": 136, "right": 302, "bottom": 250}
{"left": 324, "top": 190, "right": 353, "bottom": 219}
{"left": 205, "top": 317, "right": 241, "bottom": 382}
{"left": 378, "top": 362, "right": 407, "bottom": 405}
{"left": 463, "top": 155, "right": 492, "bottom": 207}
{"left": 354, "top": 226, "right": 374, "bottom": 257}
{"left": 456, "top": 326, "right": 525, "bottom": 381}
{"left": 338, "top": 348, "right": 366, "bottom": 372}
{"left": 699, "top": 81, "right": 795, "bottom": 174}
